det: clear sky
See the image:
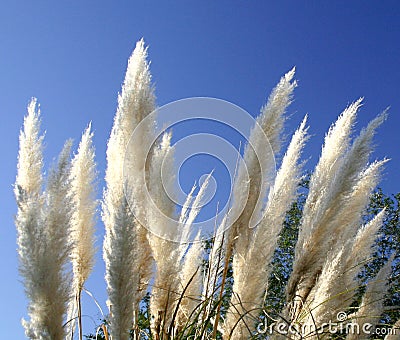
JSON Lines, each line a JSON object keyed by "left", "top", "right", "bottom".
{"left": 1, "top": 1, "right": 399, "bottom": 338}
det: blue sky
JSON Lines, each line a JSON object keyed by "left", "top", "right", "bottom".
{"left": 1, "top": 1, "right": 399, "bottom": 338}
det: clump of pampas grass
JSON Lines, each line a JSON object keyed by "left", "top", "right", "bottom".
{"left": 15, "top": 39, "right": 399, "bottom": 340}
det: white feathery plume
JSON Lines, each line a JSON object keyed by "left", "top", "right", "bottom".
{"left": 227, "top": 68, "right": 297, "bottom": 256}
{"left": 176, "top": 233, "right": 204, "bottom": 330}
{"left": 16, "top": 100, "right": 73, "bottom": 340}
{"left": 106, "top": 39, "right": 155, "bottom": 178}
{"left": 15, "top": 98, "right": 43, "bottom": 199}
{"left": 179, "top": 172, "right": 213, "bottom": 261}
{"left": 343, "top": 109, "right": 386, "bottom": 176}
{"left": 215, "top": 72, "right": 298, "bottom": 338}
{"left": 103, "top": 38, "right": 155, "bottom": 340}
{"left": 325, "top": 112, "right": 388, "bottom": 247}
{"left": 183, "top": 172, "right": 213, "bottom": 238}
{"left": 70, "top": 124, "right": 97, "bottom": 291}
{"left": 258, "top": 67, "right": 297, "bottom": 155}
{"left": 224, "top": 116, "right": 309, "bottom": 339}
{"left": 305, "top": 159, "right": 388, "bottom": 319}
{"left": 24, "top": 140, "right": 73, "bottom": 340}
{"left": 103, "top": 195, "right": 139, "bottom": 339}
{"left": 213, "top": 70, "right": 297, "bottom": 338}
{"left": 39, "top": 141, "right": 73, "bottom": 340}
{"left": 332, "top": 159, "right": 388, "bottom": 251}
{"left": 147, "top": 132, "right": 176, "bottom": 237}
{"left": 147, "top": 131, "right": 181, "bottom": 336}
{"left": 177, "top": 183, "right": 197, "bottom": 258}
{"left": 254, "top": 116, "right": 309, "bottom": 259}
{"left": 287, "top": 103, "right": 386, "bottom": 309}
{"left": 318, "top": 159, "right": 387, "bottom": 267}
{"left": 179, "top": 184, "right": 196, "bottom": 226}
{"left": 69, "top": 124, "right": 97, "bottom": 340}
{"left": 15, "top": 99, "right": 46, "bottom": 339}
{"left": 347, "top": 209, "right": 386, "bottom": 271}
{"left": 295, "top": 99, "right": 361, "bottom": 254}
